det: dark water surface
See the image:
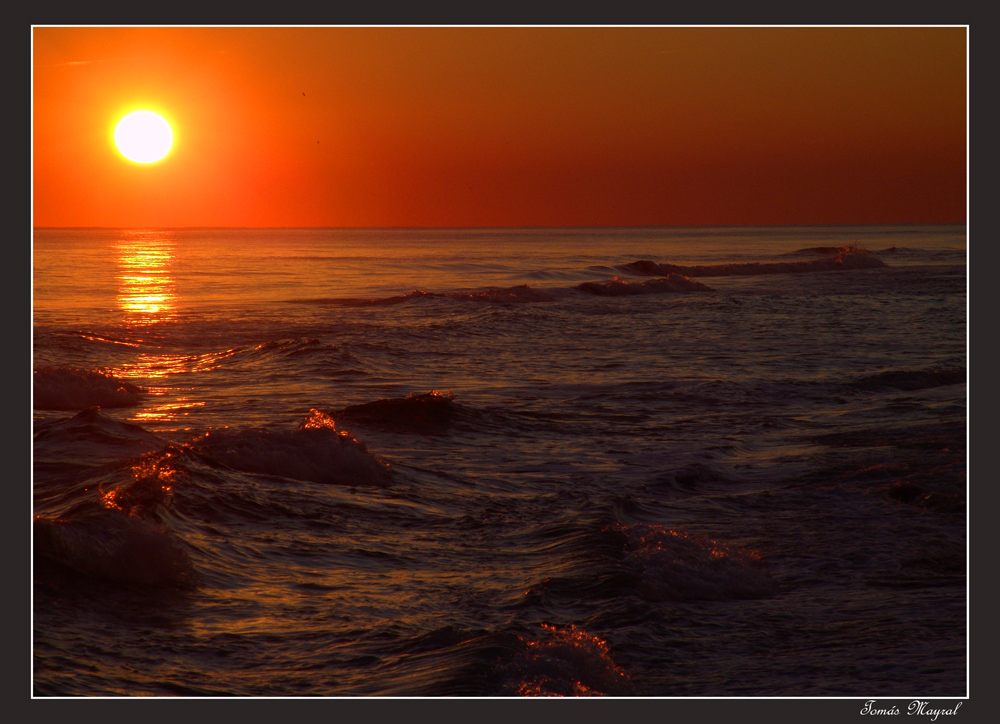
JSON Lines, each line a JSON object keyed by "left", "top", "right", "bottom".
{"left": 32, "top": 225, "right": 967, "bottom": 696}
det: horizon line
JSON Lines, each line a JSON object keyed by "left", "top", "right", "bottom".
{"left": 32, "top": 221, "right": 968, "bottom": 231}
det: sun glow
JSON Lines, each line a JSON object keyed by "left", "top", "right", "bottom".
{"left": 114, "top": 110, "right": 173, "bottom": 163}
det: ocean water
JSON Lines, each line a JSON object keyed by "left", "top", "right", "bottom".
{"left": 32, "top": 225, "right": 967, "bottom": 697}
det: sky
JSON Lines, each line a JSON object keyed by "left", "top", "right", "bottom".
{"left": 32, "top": 26, "right": 967, "bottom": 228}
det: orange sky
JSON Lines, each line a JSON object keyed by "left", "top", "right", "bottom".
{"left": 32, "top": 26, "right": 967, "bottom": 228}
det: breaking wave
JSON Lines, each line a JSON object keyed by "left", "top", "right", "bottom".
{"left": 613, "top": 523, "right": 776, "bottom": 602}
{"left": 252, "top": 338, "right": 327, "bottom": 357}
{"left": 334, "top": 390, "right": 457, "bottom": 434}
{"left": 498, "top": 624, "right": 630, "bottom": 696}
{"left": 33, "top": 407, "right": 165, "bottom": 469}
{"left": 781, "top": 245, "right": 863, "bottom": 257}
{"left": 297, "top": 284, "right": 556, "bottom": 307}
{"left": 34, "top": 367, "right": 143, "bottom": 410}
{"left": 34, "top": 509, "right": 199, "bottom": 589}
{"left": 302, "top": 290, "right": 432, "bottom": 307}
{"left": 441, "top": 285, "right": 557, "bottom": 303}
{"left": 190, "top": 409, "right": 390, "bottom": 486}
{"left": 33, "top": 423, "right": 200, "bottom": 590}
{"left": 621, "top": 246, "right": 886, "bottom": 278}
{"left": 34, "top": 450, "right": 197, "bottom": 589}
{"left": 577, "top": 274, "right": 714, "bottom": 295}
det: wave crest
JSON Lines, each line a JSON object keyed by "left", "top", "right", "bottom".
{"left": 33, "top": 407, "right": 165, "bottom": 470}
{"left": 304, "top": 290, "right": 431, "bottom": 307}
{"left": 191, "top": 410, "right": 390, "bottom": 486}
{"left": 501, "top": 624, "right": 630, "bottom": 696}
{"left": 34, "top": 510, "right": 199, "bottom": 589}
{"left": 297, "top": 285, "right": 555, "bottom": 307}
{"left": 34, "top": 367, "right": 143, "bottom": 410}
{"left": 622, "top": 246, "right": 886, "bottom": 278}
{"left": 615, "top": 523, "right": 776, "bottom": 601}
{"left": 781, "top": 245, "right": 867, "bottom": 257}
{"left": 335, "top": 390, "right": 456, "bottom": 433}
{"left": 577, "top": 274, "right": 714, "bottom": 295}
{"left": 442, "top": 285, "right": 556, "bottom": 303}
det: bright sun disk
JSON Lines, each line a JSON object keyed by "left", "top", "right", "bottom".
{"left": 114, "top": 111, "right": 173, "bottom": 163}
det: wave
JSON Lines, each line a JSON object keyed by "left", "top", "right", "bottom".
{"left": 354, "top": 623, "right": 630, "bottom": 696}
{"left": 34, "top": 367, "right": 143, "bottom": 410}
{"left": 498, "top": 624, "right": 630, "bottom": 696}
{"left": 190, "top": 409, "right": 390, "bottom": 486}
{"left": 525, "top": 269, "right": 598, "bottom": 281}
{"left": 443, "top": 285, "right": 556, "bottom": 303}
{"left": 33, "top": 407, "right": 165, "bottom": 470}
{"left": 252, "top": 338, "right": 326, "bottom": 357}
{"left": 34, "top": 407, "right": 161, "bottom": 445}
{"left": 296, "top": 284, "right": 556, "bottom": 307}
{"left": 886, "top": 479, "right": 965, "bottom": 515}
{"left": 577, "top": 274, "right": 714, "bottom": 295}
{"left": 621, "top": 246, "right": 886, "bottom": 278}
{"left": 334, "top": 390, "right": 457, "bottom": 434}
{"left": 301, "top": 290, "right": 432, "bottom": 307}
{"left": 246, "top": 339, "right": 364, "bottom": 378}
{"left": 612, "top": 523, "right": 776, "bottom": 602}
{"left": 780, "top": 245, "right": 964, "bottom": 265}
{"left": 780, "top": 245, "right": 863, "bottom": 257}
{"left": 780, "top": 244, "right": 919, "bottom": 258}
{"left": 850, "top": 368, "right": 965, "bottom": 392}
{"left": 875, "top": 246, "right": 963, "bottom": 261}
{"left": 34, "top": 433, "right": 178, "bottom": 567}
{"left": 34, "top": 489, "right": 199, "bottom": 589}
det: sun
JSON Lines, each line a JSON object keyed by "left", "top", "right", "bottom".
{"left": 114, "top": 111, "right": 173, "bottom": 164}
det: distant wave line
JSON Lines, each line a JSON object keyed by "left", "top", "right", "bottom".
{"left": 621, "top": 246, "right": 887, "bottom": 278}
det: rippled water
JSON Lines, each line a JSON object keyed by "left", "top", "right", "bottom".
{"left": 32, "top": 225, "right": 967, "bottom": 696}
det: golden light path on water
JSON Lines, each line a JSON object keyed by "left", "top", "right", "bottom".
{"left": 112, "top": 230, "right": 205, "bottom": 426}
{"left": 114, "top": 230, "right": 177, "bottom": 323}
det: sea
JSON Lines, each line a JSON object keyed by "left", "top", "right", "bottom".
{"left": 31, "top": 225, "right": 967, "bottom": 697}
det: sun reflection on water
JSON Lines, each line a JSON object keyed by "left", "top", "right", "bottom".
{"left": 115, "top": 230, "right": 177, "bottom": 325}
{"left": 131, "top": 396, "right": 206, "bottom": 425}
{"left": 111, "top": 231, "right": 198, "bottom": 426}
